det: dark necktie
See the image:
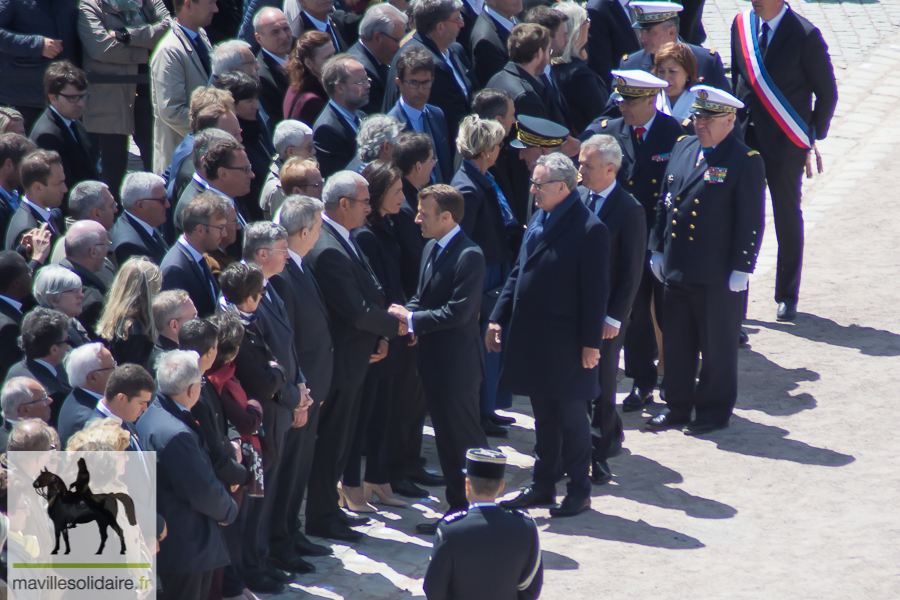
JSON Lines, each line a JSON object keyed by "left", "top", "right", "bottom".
{"left": 759, "top": 22, "right": 770, "bottom": 56}
{"left": 198, "top": 255, "right": 218, "bottom": 299}
{"left": 191, "top": 34, "right": 212, "bottom": 75}
{"left": 424, "top": 242, "right": 441, "bottom": 275}
{"left": 326, "top": 22, "right": 341, "bottom": 52}
{"left": 153, "top": 229, "right": 167, "bottom": 253}
{"left": 587, "top": 192, "right": 600, "bottom": 214}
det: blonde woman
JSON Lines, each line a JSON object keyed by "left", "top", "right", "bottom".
{"left": 551, "top": 1, "right": 609, "bottom": 134}
{"left": 95, "top": 257, "right": 161, "bottom": 370}
{"left": 0, "top": 107, "right": 26, "bottom": 135}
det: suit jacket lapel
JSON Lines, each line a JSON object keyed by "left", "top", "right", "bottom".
{"left": 617, "top": 127, "right": 636, "bottom": 165}
{"left": 613, "top": 1, "right": 638, "bottom": 44}
{"left": 178, "top": 243, "right": 216, "bottom": 305}
{"left": 524, "top": 201, "right": 577, "bottom": 267}
{"left": 287, "top": 259, "right": 329, "bottom": 322}
{"left": 262, "top": 286, "right": 292, "bottom": 331}
{"left": 763, "top": 9, "right": 794, "bottom": 66}
{"left": 126, "top": 212, "right": 165, "bottom": 254}
{"left": 174, "top": 25, "right": 208, "bottom": 79}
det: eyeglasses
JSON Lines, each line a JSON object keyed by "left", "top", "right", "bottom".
{"left": 60, "top": 287, "right": 83, "bottom": 295}
{"left": 427, "top": 156, "right": 438, "bottom": 164}
{"left": 94, "top": 239, "right": 113, "bottom": 248}
{"left": 343, "top": 196, "right": 371, "bottom": 207}
{"left": 529, "top": 179, "right": 564, "bottom": 190}
{"left": 440, "top": 18, "right": 465, "bottom": 27}
{"left": 302, "top": 181, "right": 324, "bottom": 190}
{"left": 21, "top": 394, "right": 51, "bottom": 407}
{"left": 381, "top": 32, "right": 402, "bottom": 45}
{"left": 345, "top": 77, "right": 372, "bottom": 87}
{"left": 139, "top": 196, "right": 169, "bottom": 204}
{"left": 402, "top": 78, "right": 434, "bottom": 90}
{"left": 223, "top": 164, "right": 253, "bottom": 175}
{"left": 204, "top": 223, "right": 228, "bottom": 233}
{"left": 92, "top": 361, "right": 117, "bottom": 374}
{"left": 57, "top": 92, "right": 90, "bottom": 104}
{"left": 262, "top": 247, "right": 289, "bottom": 256}
{"left": 691, "top": 113, "right": 730, "bottom": 123}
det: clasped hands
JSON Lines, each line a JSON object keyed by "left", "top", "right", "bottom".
{"left": 388, "top": 304, "right": 416, "bottom": 345}
{"left": 291, "top": 384, "right": 314, "bottom": 428}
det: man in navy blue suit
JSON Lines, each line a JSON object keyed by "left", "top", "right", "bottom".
{"left": 112, "top": 172, "right": 171, "bottom": 266}
{"left": 313, "top": 54, "right": 371, "bottom": 178}
{"left": 489, "top": 153, "right": 609, "bottom": 518}
{"left": 387, "top": 46, "right": 454, "bottom": 184}
{"left": 56, "top": 342, "right": 116, "bottom": 447}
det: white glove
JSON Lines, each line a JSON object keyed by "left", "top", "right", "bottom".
{"left": 650, "top": 252, "right": 665, "bottom": 282}
{"left": 729, "top": 271, "right": 750, "bottom": 292}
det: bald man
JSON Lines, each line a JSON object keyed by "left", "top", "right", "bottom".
{"left": 255, "top": 7, "right": 294, "bottom": 122}
{"left": 59, "top": 220, "right": 110, "bottom": 333}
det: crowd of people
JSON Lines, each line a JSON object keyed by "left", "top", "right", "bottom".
{"left": 0, "top": 0, "right": 837, "bottom": 595}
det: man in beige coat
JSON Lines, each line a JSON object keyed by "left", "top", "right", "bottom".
{"left": 150, "top": 0, "right": 218, "bottom": 174}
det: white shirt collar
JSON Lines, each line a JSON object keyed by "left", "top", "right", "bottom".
{"left": 35, "top": 359, "right": 57, "bottom": 377}
{"left": 262, "top": 48, "right": 288, "bottom": 66}
{"left": 436, "top": 224, "right": 461, "bottom": 249}
{"left": 595, "top": 180, "right": 617, "bottom": 199}
{"left": 328, "top": 99, "right": 359, "bottom": 130}
{"left": 485, "top": 6, "right": 515, "bottom": 32}
{"left": 640, "top": 112, "right": 657, "bottom": 132}
{"left": 542, "top": 63, "right": 553, "bottom": 78}
{"left": 0, "top": 295, "right": 22, "bottom": 312}
{"left": 192, "top": 172, "right": 233, "bottom": 202}
{"left": 80, "top": 387, "right": 105, "bottom": 401}
{"left": 322, "top": 213, "right": 357, "bottom": 254}
{"left": 177, "top": 234, "right": 205, "bottom": 263}
{"left": 304, "top": 11, "right": 330, "bottom": 30}
{"left": 762, "top": 3, "right": 788, "bottom": 33}
{"left": 288, "top": 248, "right": 305, "bottom": 270}
{"left": 49, "top": 105, "right": 74, "bottom": 129}
{"left": 469, "top": 501, "right": 497, "bottom": 509}
{"left": 96, "top": 399, "right": 123, "bottom": 423}
{"left": 125, "top": 211, "right": 156, "bottom": 237}
{"left": 22, "top": 196, "right": 51, "bottom": 221}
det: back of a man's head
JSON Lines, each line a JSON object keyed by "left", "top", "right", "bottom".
{"left": 8, "top": 418, "right": 59, "bottom": 452}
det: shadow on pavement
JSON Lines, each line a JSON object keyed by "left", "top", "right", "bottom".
{"left": 746, "top": 315, "right": 900, "bottom": 357}
{"left": 537, "top": 510, "right": 704, "bottom": 550}
{"left": 738, "top": 349, "right": 820, "bottom": 416}
{"left": 542, "top": 550, "right": 579, "bottom": 570}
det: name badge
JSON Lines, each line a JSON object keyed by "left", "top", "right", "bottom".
{"left": 704, "top": 167, "right": 728, "bottom": 183}
{"left": 652, "top": 153, "right": 671, "bottom": 162}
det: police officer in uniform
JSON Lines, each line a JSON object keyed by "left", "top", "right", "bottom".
{"left": 645, "top": 86, "right": 765, "bottom": 435}
{"left": 423, "top": 449, "right": 543, "bottom": 600}
{"left": 581, "top": 70, "right": 684, "bottom": 413}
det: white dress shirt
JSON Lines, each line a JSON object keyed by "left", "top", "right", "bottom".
{"left": 760, "top": 3, "right": 788, "bottom": 43}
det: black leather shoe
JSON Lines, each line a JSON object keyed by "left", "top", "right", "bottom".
{"left": 498, "top": 487, "right": 556, "bottom": 510}
{"left": 590, "top": 460, "right": 612, "bottom": 485}
{"left": 481, "top": 416, "right": 509, "bottom": 437}
{"left": 645, "top": 411, "right": 689, "bottom": 431}
{"left": 621, "top": 388, "right": 653, "bottom": 412}
{"left": 549, "top": 495, "right": 590, "bottom": 517}
{"left": 739, "top": 327, "right": 749, "bottom": 346}
{"left": 336, "top": 509, "right": 370, "bottom": 526}
{"left": 244, "top": 572, "right": 285, "bottom": 594}
{"left": 489, "top": 413, "right": 516, "bottom": 426}
{"left": 269, "top": 553, "right": 316, "bottom": 575}
{"left": 307, "top": 521, "right": 363, "bottom": 542}
{"left": 776, "top": 301, "right": 797, "bottom": 322}
{"left": 294, "top": 532, "right": 332, "bottom": 557}
{"left": 407, "top": 466, "right": 445, "bottom": 487}
{"left": 392, "top": 476, "right": 431, "bottom": 498}
{"left": 683, "top": 420, "right": 729, "bottom": 436}
{"left": 265, "top": 565, "right": 292, "bottom": 582}
{"left": 414, "top": 520, "right": 440, "bottom": 535}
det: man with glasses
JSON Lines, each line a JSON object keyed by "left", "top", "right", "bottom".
{"left": 313, "top": 54, "right": 372, "bottom": 178}
{"left": 56, "top": 342, "right": 115, "bottom": 446}
{"left": 30, "top": 61, "right": 101, "bottom": 196}
{"left": 6, "top": 307, "right": 73, "bottom": 427}
{"left": 58, "top": 219, "right": 111, "bottom": 333}
{"left": 113, "top": 172, "right": 172, "bottom": 265}
{"left": 1, "top": 377, "right": 53, "bottom": 453}
{"left": 350, "top": 3, "right": 408, "bottom": 116}
{"left": 581, "top": 69, "right": 685, "bottom": 415}
{"left": 150, "top": 290, "right": 198, "bottom": 367}
{"left": 388, "top": 46, "right": 454, "bottom": 184}
{"left": 262, "top": 120, "right": 316, "bottom": 219}
{"left": 645, "top": 86, "right": 765, "bottom": 435}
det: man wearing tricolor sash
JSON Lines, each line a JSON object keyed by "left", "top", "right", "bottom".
{"left": 730, "top": 0, "right": 837, "bottom": 322}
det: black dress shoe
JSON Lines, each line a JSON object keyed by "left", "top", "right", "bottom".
{"left": 306, "top": 521, "right": 364, "bottom": 542}
{"left": 294, "top": 532, "right": 332, "bottom": 557}
{"left": 489, "top": 413, "right": 516, "bottom": 426}
{"left": 683, "top": 420, "right": 729, "bottom": 436}
{"left": 265, "top": 565, "right": 292, "bottom": 582}
{"left": 407, "top": 466, "right": 445, "bottom": 487}
{"left": 336, "top": 509, "right": 370, "bottom": 526}
{"left": 244, "top": 572, "right": 285, "bottom": 594}
{"left": 590, "top": 460, "right": 612, "bottom": 485}
{"left": 739, "top": 327, "right": 749, "bottom": 346}
{"left": 269, "top": 553, "right": 316, "bottom": 574}
{"left": 414, "top": 520, "right": 440, "bottom": 535}
{"left": 392, "top": 476, "right": 430, "bottom": 498}
{"left": 549, "top": 495, "right": 590, "bottom": 517}
{"left": 645, "top": 411, "right": 689, "bottom": 431}
{"left": 621, "top": 388, "right": 653, "bottom": 412}
{"left": 498, "top": 487, "right": 556, "bottom": 510}
{"left": 481, "top": 417, "right": 509, "bottom": 438}
{"left": 776, "top": 301, "right": 797, "bottom": 322}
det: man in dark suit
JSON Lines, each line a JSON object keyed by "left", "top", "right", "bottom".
{"left": 89, "top": 364, "right": 156, "bottom": 450}
{"left": 285, "top": 0, "right": 350, "bottom": 51}
{"left": 586, "top": 0, "right": 641, "bottom": 88}
{"left": 489, "top": 153, "right": 609, "bottom": 518}
{"left": 5, "top": 150, "right": 66, "bottom": 252}
{"left": 388, "top": 184, "right": 488, "bottom": 533}
{"left": 0, "top": 377, "right": 53, "bottom": 454}
{"left": 269, "top": 196, "right": 335, "bottom": 560}
{"left": 423, "top": 449, "right": 543, "bottom": 600}
{"left": 382, "top": 0, "right": 476, "bottom": 147}
{"left": 523, "top": 6, "right": 572, "bottom": 132}
{"left": 56, "top": 342, "right": 116, "bottom": 446}
{"left": 470, "top": 0, "right": 521, "bottom": 87}
{"left": 0, "top": 251, "right": 32, "bottom": 380}
{"left": 581, "top": 70, "right": 684, "bottom": 413}
{"left": 29, "top": 61, "right": 101, "bottom": 199}
{"left": 313, "top": 55, "right": 371, "bottom": 178}
{"left": 149, "top": 290, "right": 197, "bottom": 371}
{"left": 113, "top": 172, "right": 171, "bottom": 265}
{"left": 578, "top": 135, "right": 646, "bottom": 485}
{"left": 253, "top": 8, "right": 294, "bottom": 123}
{"left": 136, "top": 350, "right": 238, "bottom": 600}
{"left": 304, "top": 171, "right": 403, "bottom": 541}
{"left": 59, "top": 220, "right": 109, "bottom": 334}
{"left": 349, "top": 4, "right": 408, "bottom": 115}
{"left": 387, "top": 47, "right": 454, "bottom": 184}
{"left": 161, "top": 193, "right": 230, "bottom": 318}
{"left": 6, "top": 307, "right": 73, "bottom": 427}
{"left": 730, "top": 0, "right": 837, "bottom": 321}
{"left": 457, "top": 0, "right": 480, "bottom": 56}
{"left": 0, "top": 134, "right": 38, "bottom": 239}
{"left": 646, "top": 86, "right": 765, "bottom": 435}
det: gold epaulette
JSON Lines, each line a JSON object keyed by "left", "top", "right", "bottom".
{"left": 682, "top": 118, "right": 691, "bottom": 127}
{"left": 601, "top": 120, "right": 608, "bottom": 128}
{"left": 677, "top": 134, "right": 689, "bottom": 142}
{"left": 710, "top": 48, "right": 717, "bottom": 55}
{"left": 748, "top": 150, "right": 760, "bottom": 156}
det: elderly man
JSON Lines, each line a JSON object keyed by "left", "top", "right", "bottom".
{"left": 5, "top": 150, "right": 65, "bottom": 252}
{"left": 350, "top": 3, "right": 408, "bottom": 115}
{"left": 0, "top": 378, "right": 52, "bottom": 452}
{"left": 578, "top": 135, "right": 646, "bottom": 485}
{"left": 254, "top": 8, "right": 294, "bottom": 122}
{"left": 490, "top": 153, "right": 609, "bottom": 518}
{"left": 304, "top": 171, "right": 403, "bottom": 541}
{"left": 346, "top": 114, "right": 404, "bottom": 174}
{"left": 211, "top": 39, "right": 260, "bottom": 83}
{"left": 261, "top": 120, "right": 315, "bottom": 219}
{"left": 113, "top": 172, "right": 171, "bottom": 265}
{"left": 313, "top": 54, "right": 371, "bottom": 178}
{"left": 136, "top": 350, "right": 238, "bottom": 600}
{"left": 56, "top": 342, "right": 116, "bottom": 445}
{"left": 62, "top": 180, "right": 118, "bottom": 233}
{"left": 150, "top": 0, "right": 218, "bottom": 173}
{"left": 0, "top": 251, "right": 33, "bottom": 379}
{"left": 150, "top": 290, "right": 197, "bottom": 367}
{"left": 7, "top": 307, "right": 73, "bottom": 427}
{"left": 59, "top": 220, "right": 110, "bottom": 333}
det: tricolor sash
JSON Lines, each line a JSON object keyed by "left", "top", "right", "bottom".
{"left": 735, "top": 10, "right": 813, "bottom": 149}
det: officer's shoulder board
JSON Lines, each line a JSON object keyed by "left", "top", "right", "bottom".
{"left": 682, "top": 118, "right": 691, "bottom": 128}
{"left": 748, "top": 150, "right": 760, "bottom": 157}
{"left": 622, "top": 54, "right": 629, "bottom": 61}
{"left": 677, "top": 135, "right": 689, "bottom": 142}
{"left": 442, "top": 509, "right": 468, "bottom": 524}
{"left": 710, "top": 48, "right": 717, "bottom": 55}
{"left": 601, "top": 120, "right": 609, "bottom": 129}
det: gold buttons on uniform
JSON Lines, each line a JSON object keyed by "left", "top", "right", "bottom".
{"left": 651, "top": 179, "right": 657, "bottom": 184}
{"left": 689, "top": 236, "right": 693, "bottom": 241}
{"left": 690, "top": 224, "right": 695, "bottom": 229}
{"left": 671, "top": 233, "right": 676, "bottom": 238}
{"left": 653, "top": 193, "right": 658, "bottom": 197}
{"left": 691, "top": 211, "right": 697, "bottom": 216}
{"left": 694, "top": 199, "right": 699, "bottom": 204}
{"left": 675, "top": 197, "right": 680, "bottom": 201}
{"left": 672, "top": 220, "right": 677, "bottom": 225}
{"left": 628, "top": 181, "right": 634, "bottom": 186}
{"left": 674, "top": 208, "right": 678, "bottom": 213}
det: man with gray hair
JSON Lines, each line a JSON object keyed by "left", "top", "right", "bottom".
{"left": 261, "top": 120, "right": 315, "bottom": 219}
{"left": 150, "top": 290, "right": 197, "bottom": 367}
{"left": 313, "top": 54, "right": 371, "bottom": 178}
{"left": 0, "top": 377, "right": 51, "bottom": 452}
{"left": 67, "top": 181, "right": 118, "bottom": 231}
{"left": 489, "top": 152, "right": 610, "bottom": 518}
{"left": 347, "top": 114, "right": 404, "bottom": 173}
{"left": 304, "top": 171, "right": 404, "bottom": 541}
{"left": 56, "top": 342, "right": 116, "bottom": 446}
{"left": 577, "top": 134, "right": 645, "bottom": 485}
{"left": 135, "top": 349, "right": 238, "bottom": 600}
{"left": 112, "top": 172, "right": 171, "bottom": 265}
{"left": 350, "top": 3, "right": 408, "bottom": 114}
{"left": 254, "top": 7, "right": 294, "bottom": 122}
{"left": 211, "top": 39, "right": 260, "bottom": 81}
{"left": 59, "top": 219, "right": 110, "bottom": 332}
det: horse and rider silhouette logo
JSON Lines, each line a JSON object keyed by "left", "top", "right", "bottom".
{"left": 32, "top": 458, "right": 136, "bottom": 556}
